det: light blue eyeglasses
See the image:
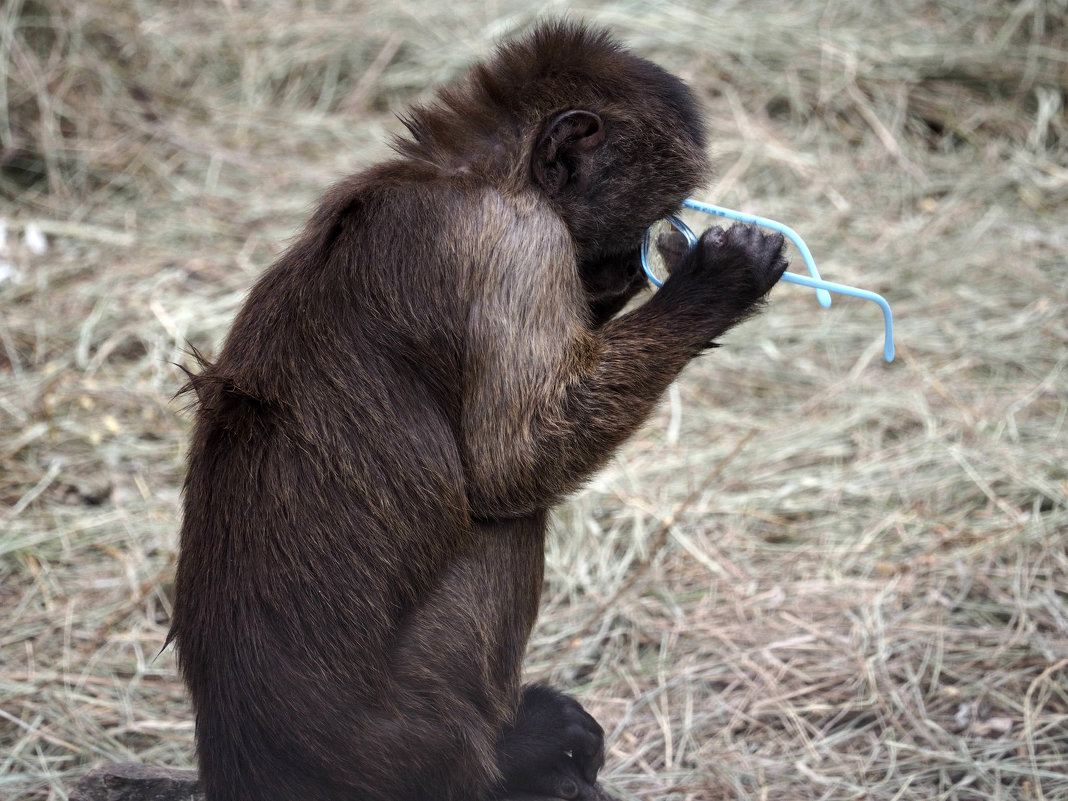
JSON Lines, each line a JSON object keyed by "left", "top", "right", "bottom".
{"left": 641, "top": 198, "right": 895, "bottom": 362}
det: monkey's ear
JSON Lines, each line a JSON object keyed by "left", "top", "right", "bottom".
{"left": 532, "top": 110, "right": 605, "bottom": 196}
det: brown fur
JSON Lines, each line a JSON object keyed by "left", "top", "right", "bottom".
{"left": 170, "top": 20, "right": 785, "bottom": 801}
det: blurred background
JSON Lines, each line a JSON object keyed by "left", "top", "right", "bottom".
{"left": 1, "top": 1, "right": 1065, "bottom": 799}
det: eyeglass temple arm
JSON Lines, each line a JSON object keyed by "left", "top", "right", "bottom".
{"left": 778, "top": 271, "right": 896, "bottom": 362}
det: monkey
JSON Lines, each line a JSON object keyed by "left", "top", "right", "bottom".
{"left": 169, "top": 20, "right": 787, "bottom": 801}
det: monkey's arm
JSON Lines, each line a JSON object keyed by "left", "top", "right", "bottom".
{"left": 462, "top": 222, "right": 785, "bottom": 518}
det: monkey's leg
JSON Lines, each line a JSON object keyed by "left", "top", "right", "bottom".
{"left": 380, "top": 514, "right": 549, "bottom": 801}
{"left": 389, "top": 514, "right": 609, "bottom": 801}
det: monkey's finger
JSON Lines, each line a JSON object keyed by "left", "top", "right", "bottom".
{"left": 564, "top": 729, "right": 602, "bottom": 765}
{"left": 762, "top": 230, "right": 786, "bottom": 259}
{"left": 565, "top": 734, "right": 604, "bottom": 784}
{"left": 555, "top": 775, "right": 582, "bottom": 800}
{"left": 655, "top": 230, "right": 690, "bottom": 273}
{"left": 753, "top": 262, "right": 789, "bottom": 299}
{"left": 574, "top": 703, "right": 603, "bottom": 738}
{"left": 697, "top": 225, "right": 727, "bottom": 248}
{"left": 724, "top": 221, "right": 753, "bottom": 242}
{"left": 559, "top": 774, "right": 608, "bottom": 801}
{"left": 752, "top": 231, "right": 788, "bottom": 293}
{"left": 562, "top": 719, "right": 603, "bottom": 758}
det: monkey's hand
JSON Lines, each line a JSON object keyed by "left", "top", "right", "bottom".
{"left": 655, "top": 222, "right": 787, "bottom": 346}
{"left": 496, "top": 684, "right": 606, "bottom": 801}
{"left": 673, "top": 222, "right": 787, "bottom": 305}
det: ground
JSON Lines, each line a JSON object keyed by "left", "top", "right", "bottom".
{"left": 1, "top": 1, "right": 1065, "bottom": 799}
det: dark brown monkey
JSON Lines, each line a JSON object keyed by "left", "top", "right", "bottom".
{"left": 170, "top": 21, "right": 786, "bottom": 801}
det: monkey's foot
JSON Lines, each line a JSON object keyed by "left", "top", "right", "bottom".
{"left": 503, "top": 783, "right": 618, "bottom": 801}
{"left": 496, "top": 684, "right": 606, "bottom": 800}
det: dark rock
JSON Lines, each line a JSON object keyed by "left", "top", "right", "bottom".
{"left": 70, "top": 764, "right": 203, "bottom": 801}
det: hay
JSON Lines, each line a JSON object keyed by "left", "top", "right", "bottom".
{"left": 1, "top": 1, "right": 1065, "bottom": 799}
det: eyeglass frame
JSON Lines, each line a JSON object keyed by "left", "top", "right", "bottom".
{"left": 640, "top": 198, "right": 895, "bottom": 362}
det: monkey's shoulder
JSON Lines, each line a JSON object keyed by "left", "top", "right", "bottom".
{"left": 304, "top": 161, "right": 569, "bottom": 280}
{"left": 314, "top": 158, "right": 549, "bottom": 227}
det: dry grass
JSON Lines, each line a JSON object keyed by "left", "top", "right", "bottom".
{"left": 2, "top": 1, "right": 1066, "bottom": 799}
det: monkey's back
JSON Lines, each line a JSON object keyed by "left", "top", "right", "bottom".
{"left": 170, "top": 169, "right": 498, "bottom": 800}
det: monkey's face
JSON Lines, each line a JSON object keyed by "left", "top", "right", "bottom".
{"left": 530, "top": 56, "right": 711, "bottom": 265}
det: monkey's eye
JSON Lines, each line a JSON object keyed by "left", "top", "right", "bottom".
{"left": 640, "top": 214, "right": 697, "bottom": 287}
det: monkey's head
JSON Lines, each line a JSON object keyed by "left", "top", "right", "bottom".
{"left": 518, "top": 23, "right": 711, "bottom": 263}
{"left": 395, "top": 21, "right": 711, "bottom": 265}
